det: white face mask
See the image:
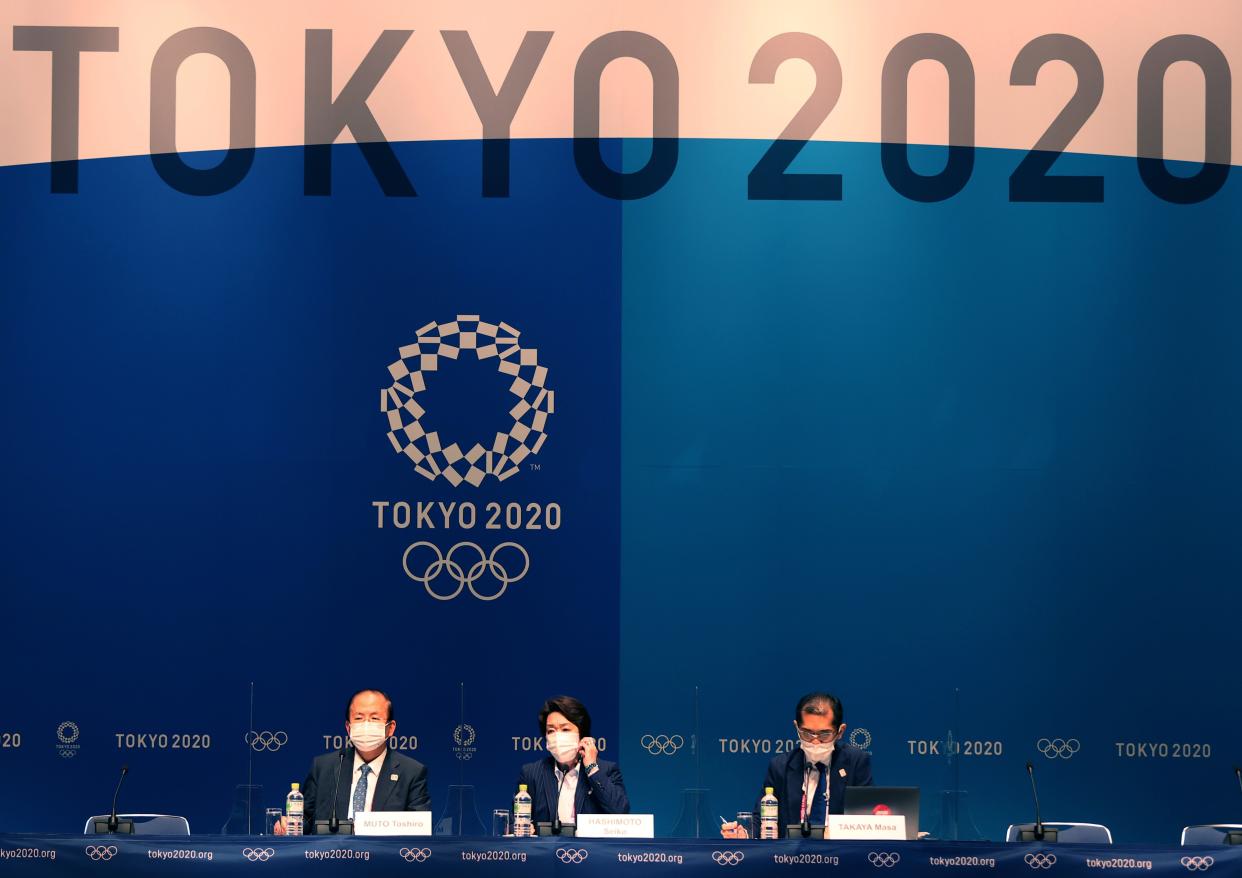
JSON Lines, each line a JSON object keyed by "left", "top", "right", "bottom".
{"left": 801, "top": 739, "right": 835, "bottom": 765}
{"left": 546, "top": 731, "right": 580, "bottom": 765}
{"left": 349, "top": 720, "right": 390, "bottom": 752}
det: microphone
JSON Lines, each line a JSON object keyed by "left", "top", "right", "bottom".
{"left": 801, "top": 764, "right": 812, "bottom": 838}
{"left": 328, "top": 741, "right": 352, "bottom": 833}
{"left": 107, "top": 765, "right": 129, "bottom": 833}
{"left": 800, "top": 761, "right": 827, "bottom": 838}
{"left": 1024, "top": 761, "right": 1053, "bottom": 842}
{"left": 1228, "top": 769, "right": 1242, "bottom": 845}
{"left": 551, "top": 751, "right": 581, "bottom": 836}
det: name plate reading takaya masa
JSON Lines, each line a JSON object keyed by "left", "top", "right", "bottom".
{"left": 353, "top": 811, "right": 433, "bottom": 836}
{"left": 576, "top": 814, "right": 655, "bottom": 839}
{"left": 826, "top": 815, "right": 906, "bottom": 840}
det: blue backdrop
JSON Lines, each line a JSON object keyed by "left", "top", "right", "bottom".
{"left": 0, "top": 138, "right": 1238, "bottom": 843}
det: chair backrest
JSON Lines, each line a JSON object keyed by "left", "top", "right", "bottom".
{"left": 1005, "top": 822, "right": 1113, "bottom": 844}
{"left": 84, "top": 814, "right": 191, "bottom": 835}
{"left": 1181, "top": 825, "right": 1242, "bottom": 846}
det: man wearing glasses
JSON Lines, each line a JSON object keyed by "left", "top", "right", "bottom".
{"left": 721, "top": 692, "right": 872, "bottom": 838}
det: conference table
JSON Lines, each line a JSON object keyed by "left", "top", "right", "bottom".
{"left": 1, "top": 835, "right": 1235, "bottom": 876}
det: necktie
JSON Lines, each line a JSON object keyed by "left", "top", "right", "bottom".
{"left": 352, "top": 764, "right": 371, "bottom": 817}
{"left": 810, "top": 763, "right": 829, "bottom": 825}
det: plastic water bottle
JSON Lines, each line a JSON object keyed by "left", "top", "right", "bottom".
{"left": 759, "top": 786, "right": 779, "bottom": 839}
{"left": 286, "top": 782, "right": 304, "bottom": 836}
{"left": 513, "top": 784, "right": 533, "bottom": 837}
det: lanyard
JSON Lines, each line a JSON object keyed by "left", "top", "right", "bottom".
{"left": 799, "top": 763, "right": 830, "bottom": 822}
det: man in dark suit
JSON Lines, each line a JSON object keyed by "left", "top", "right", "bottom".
{"left": 722, "top": 692, "right": 872, "bottom": 838}
{"left": 515, "top": 695, "right": 628, "bottom": 830}
{"left": 275, "top": 689, "right": 429, "bottom": 834}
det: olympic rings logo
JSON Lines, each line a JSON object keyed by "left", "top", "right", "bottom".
{"left": 712, "top": 852, "right": 745, "bottom": 866}
{"left": 403, "top": 541, "right": 529, "bottom": 601}
{"left": 84, "top": 845, "right": 118, "bottom": 861}
{"left": 242, "top": 848, "right": 275, "bottom": 862}
{"left": 400, "top": 848, "right": 432, "bottom": 862}
{"left": 244, "top": 731, "right": 288, "bottom": 752}
{"left": 557, "top": 849, "right": 589, "bottom": 864}
{"left": 1182, "top": 856, "right": 1215, "bottom": 871}
{"left": 641, "top": 734, "right": 684, "bottom": 755}
{"left": 850, "top": 728, "right": 873, "bottom": 750}
{"left": 381, "top": 315, "right": 554, "bottom": 487}
{"left": 1025, "top": 852, "right": 1057, "bottom": 869}
{"left": 1036, "top": 738, "right": 1080, "bottom": 759}
{"left": 58, "top": 721, "right": 80, "bottom": 744}
{"left": 868, "top": 852, "right": 901, "bottom": 868}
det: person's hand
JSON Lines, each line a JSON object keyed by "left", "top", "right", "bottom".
{"left": 272, "top": 816, "right": 288, "bottom": 836}
{"left": 720, "top": 821, "right": 749, "bottom": 839}
{"left": 579, "top": 736, "right": 599, "bottom": 767}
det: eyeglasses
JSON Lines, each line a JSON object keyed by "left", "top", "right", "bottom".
{"left": 796, "top": 726, "right": 840, "bottom": 744}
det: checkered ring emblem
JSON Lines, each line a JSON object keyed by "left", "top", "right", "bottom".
{"left": 382, "top": 316, "right": 554, "bottom": 487}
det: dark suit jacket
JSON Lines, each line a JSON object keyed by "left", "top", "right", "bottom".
{"left": 302, "top": 748, "right": 430, "bottom": 832}
{"left": 516, "top": 757, "right": 629, "bottom": 824}
{"left": 758, "top": 744, "right": 873, "bottom": 836}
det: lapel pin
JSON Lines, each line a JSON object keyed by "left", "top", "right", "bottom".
{"left": 391, "top": 774, "right": 399, "bottom": 781}
{"left": 838, "top": 768, "right": 847, "bottom": 777}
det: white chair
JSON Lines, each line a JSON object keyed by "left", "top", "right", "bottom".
{"left": 1181, "top": 825, "right": 1242, "bottom": 846}
{"left": 84, "top": 814, "right": 190, "bottom": 835}
{"left": 1005, "top": 822, "right": 1113, "bottom": 844}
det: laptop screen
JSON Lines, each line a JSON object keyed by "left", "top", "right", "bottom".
{"left": 842, "top": 786, "right": 920, "bottom": 841}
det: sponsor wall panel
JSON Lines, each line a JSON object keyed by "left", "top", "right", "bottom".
{"left": 619, "top": 141, "right": 1241, "bottom": 842}
{"left": 0, "top": 140, "right": 622, "bottom": 832}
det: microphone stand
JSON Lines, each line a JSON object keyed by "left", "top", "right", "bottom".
{"left": 800, "top": 764, "right": 812, "bottom": 838}
{"left": 108, "top": 766, "right": 129, "bottom": 833}
{"left": 1025, "top": 762, "right": 1047, "bottom": 841}
{"left": 551, "top": 755, "right": 579, "bottom": 836}
{"left": 328, "top": 743, "right": 351, "bottom": 833}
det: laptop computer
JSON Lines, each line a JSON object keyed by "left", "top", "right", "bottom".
{"left": 843, "top": 786, "right": 920, "bottom": 840}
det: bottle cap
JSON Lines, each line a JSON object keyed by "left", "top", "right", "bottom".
{"left": 291, "top": 782, "right": 300, "bottom": 790}
{"left": 765, "top": 786, "right": 774, "bottom": 794}
{"left": 519, "top": 784, "right": 528, "bottom": 792}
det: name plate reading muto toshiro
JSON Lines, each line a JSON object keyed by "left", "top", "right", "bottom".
{"left": 354, "top": 811, "right": 433, "bottom": 836}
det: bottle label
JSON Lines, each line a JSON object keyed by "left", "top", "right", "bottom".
{"left": 514, "top": 803, "right": 531, "bottom": 817}
{"left": 760, "top": 803, "right": 778, "bottom": 819}
{"left": 287, "top": 801, "right": 304, "bottom": 816}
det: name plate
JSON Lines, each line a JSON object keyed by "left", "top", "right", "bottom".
{"left": 353, "top": 811, "right": 433, "bottom": 836}
{"left": 575, "top": 814, "right": 655, "bottom": 839}
{"left": 826, "top": 814, "right": 905, "bottom": 840}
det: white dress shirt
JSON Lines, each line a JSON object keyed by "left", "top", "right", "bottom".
{"left": 801, "top": 763, "right": 831, "bottom": 818}
{"left": 347, "top": 750, "right": 387, "bottom": 818}
{"left": 553, "top": 763, "right": 580, "bottom": 825}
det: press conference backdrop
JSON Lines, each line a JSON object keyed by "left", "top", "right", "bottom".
{"left": 0, "top": 1, "right": 1239, "bottom": 845}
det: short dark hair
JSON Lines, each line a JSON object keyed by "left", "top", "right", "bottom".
{"left": 538, "top": 695, "right": 591, "bottom": 737}
{"left": 345, "top": 689, "right": 395, "bottom": 724}
{"left": 795, "top": 692, "right": 843, "bottom": 727}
